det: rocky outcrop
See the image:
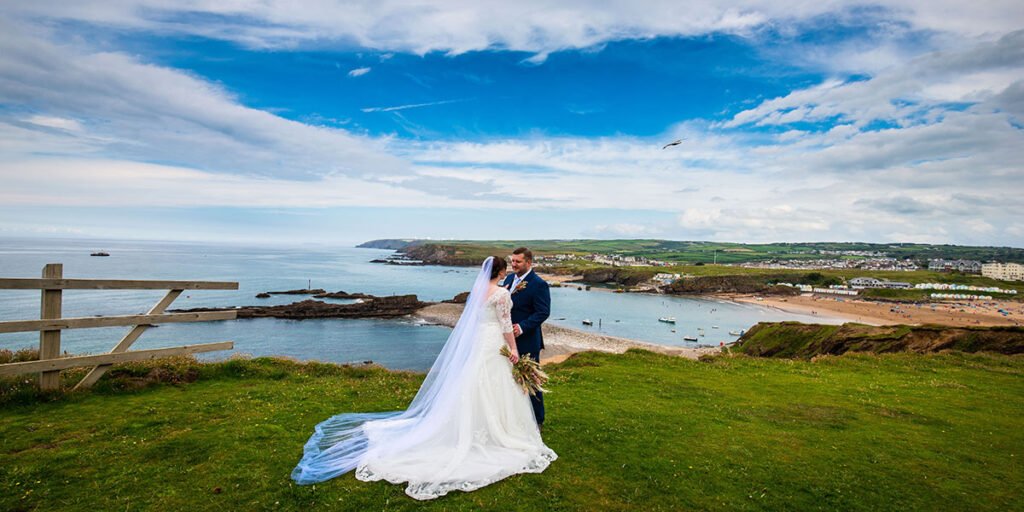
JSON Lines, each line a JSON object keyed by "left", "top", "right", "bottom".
{"left": 170, "top": 294, "right": 431, "bottom": 320}
{"left": 312, "top": 290, "right": 375, "bottom": 299}
{"left": 398, "top": 244, "right": 482, "bottom": 266}
{"left": 579, "top": 267, "right": 658, "bottom": 286}
{"left": 444, "top": 292, "right": 470, "bottom": 304}
{"left": 667, "top": 275, "right": 798, "bottom": 295}
{"left": 735, "top": 322, "right": 1024, "bottom": 358}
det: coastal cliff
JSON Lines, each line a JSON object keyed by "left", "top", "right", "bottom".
{"left": 399, "top": 244, "right": 483, "bottom": 266}
{"left": 356, "top": 239, "right": 423, "bottom": 250}
{"left": 667, "top": 275, "right": 800, "bottom": 295}
{"left": 735, "top": 322, "right": 1024, "bottom": 358}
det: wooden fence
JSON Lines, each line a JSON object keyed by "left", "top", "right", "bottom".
{"left": 0, "top": 263, "right": 238, "bottom": 390}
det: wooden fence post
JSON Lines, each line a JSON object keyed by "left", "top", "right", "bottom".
{"left": 39, "top": 263, "right": 63, "bottom": 390}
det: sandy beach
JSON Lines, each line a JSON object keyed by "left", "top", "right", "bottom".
{"left": 726, "top": 293, "right": 1023, "bottom": 327}
{"left": 414, "top": 303, "right": 721, "bottom": 365}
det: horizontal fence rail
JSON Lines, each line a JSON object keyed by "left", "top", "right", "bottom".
{"left": 0, "top": 342, "right": 235, "bottom": 376}
{"left": 0, "top": 311, "right": 237, "bottom": 334}
{"left": 0, "top": 263, "right": 239, "bottom": 390}
{"left": 0, "top": 278, "right": 238, "bottom": 290}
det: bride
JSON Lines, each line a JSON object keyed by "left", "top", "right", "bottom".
{"left": 291, "top": 256, "right": 557, "bottom": 500}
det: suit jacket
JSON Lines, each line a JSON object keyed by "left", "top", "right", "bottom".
{"left": 502, "top": 270, "right": 551, "bottom": 354}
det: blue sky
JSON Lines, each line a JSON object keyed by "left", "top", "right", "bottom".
{"left": 1, "top": 2, "right": 1022, "bottom": 246}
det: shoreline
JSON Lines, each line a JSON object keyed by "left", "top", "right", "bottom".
{"left": 414, "top": 303, "right": 722, "bottom": 364}
{"left": 724, "top": 293, "right": 1023, "bottom": 327}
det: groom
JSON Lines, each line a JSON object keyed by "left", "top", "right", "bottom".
{"left": 502, "top": 247, "right": 551, "bottom": 427}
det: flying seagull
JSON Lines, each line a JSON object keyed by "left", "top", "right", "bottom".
{"left": 662, "top": 138, "right": 686, "bottom": 149}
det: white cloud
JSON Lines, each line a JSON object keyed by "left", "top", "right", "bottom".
{"left": 3, "top": 1, "right": 1021, "bottom": 60}
{"left": 0, "top": 22, "right": 404, "bottom": 180}
{"left": 725, "top": 30, "right": 1024, "bottom": 129}
{"left": 591, "top": 223, "right": 661, "bottom": 237}
{"left": 0, "top": 158, "right": 447, "bottom": 208}
{"left": 24, "top": 115, "right": 82, "bottom": 131}
{"left": 0, "top": 4, "right": 1021, "bottom": 246}
{"left": 348, "top": 66, "right": 371, "bottom": 77}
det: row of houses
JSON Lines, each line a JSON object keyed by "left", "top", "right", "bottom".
{"left": 534, "top": 252, "right": 672, "bottom": 267}
{"left": 739, "top": 258, "right": 920, "bottom": 271}
{"left": 927, "top": 259, "right": 983, "bottom": 273}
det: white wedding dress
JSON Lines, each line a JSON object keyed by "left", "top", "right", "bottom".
{"left": 292, "top": 258, "right": 557, "bottom": 500}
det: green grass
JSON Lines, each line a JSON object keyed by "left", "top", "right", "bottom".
{"left": 398, "top": 239, "right": 1024, "bottom": 265}
{"left": 2, "top": 351, "right": 1023, "bottom": 511}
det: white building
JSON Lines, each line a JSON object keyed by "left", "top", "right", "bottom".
{"left": 849, "top": 277, "right": 911, "bottom": 289}
{"left": 982, "top": 262, "right": 1024, "bottom": 281}
{"left": 653, "top": 273, "right": 680, "bottom": 285}
{"left": 849, "top": 277, "right": 882, "bottom": 288}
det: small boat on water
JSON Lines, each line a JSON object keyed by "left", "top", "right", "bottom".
{"left": 582, "top": 319, "right": 593, "bottom": 326}
{"left": 683, "top": 336, "right": 698, "bottom": 341}
{"left": 728, "top": 330, "right": 745, "bottom": 336}
{"left": 90, "top": 251, "right": 110, "bottom": 257}
{"left": 711, "top": 325, "right": 719, "bottom": 329}
{"left": 658, "top": 317, "right": 676, "bottom": 324}
{"left": 555, "top": 317, "right": 566, "bottom": 321}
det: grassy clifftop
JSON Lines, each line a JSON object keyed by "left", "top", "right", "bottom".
{"left": 736, "top": 322, "right": 1024, "bottom": 358}
{"left": 3, "top": 350, "right": 1023, "bottom": 511}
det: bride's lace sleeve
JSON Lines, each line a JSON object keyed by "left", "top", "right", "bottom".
{"left": 495, "top": 290, "right": 514, "bottom": 334}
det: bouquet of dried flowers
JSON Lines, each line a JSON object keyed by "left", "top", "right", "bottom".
{"left": 500, "top": 345, "right": 549, "bottom": 397}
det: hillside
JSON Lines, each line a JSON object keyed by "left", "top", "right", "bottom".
{"left": 381, "top": 241, "right": 1024, "bottom": 298}
{"left": 2, "top": 350, "right": 1022, "bottom": 511}
{"left": 375, "top": 239, "right": 1024, "bottom": 265}
{"left": 735, "top": 322, "right": 1024, "bottom": 358}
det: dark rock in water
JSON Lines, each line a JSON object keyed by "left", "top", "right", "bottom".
{"left": 444, "top": 291, "right": 470, "bottom": 304}
{"left": 255, "top": 293, "right": 271, "bottom": 299}
{"left": 370, "top": 257, "right": 426, "bottom": 266}
{"left": 313, "top": 290, "right": 375, "bottom": 299}
{"left": 265, "top": 288, "right": 327, "bottom": 295}
{"left": 170, "top": 294, "right": 432, "bottom": 320}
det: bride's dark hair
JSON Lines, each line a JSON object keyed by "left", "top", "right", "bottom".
{"left": 489, "top": 256, "right": 508, "bottom": 280}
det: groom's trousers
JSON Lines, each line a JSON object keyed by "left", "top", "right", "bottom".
{"left": 525, "top": 351, "right": 544, "bottom": 425}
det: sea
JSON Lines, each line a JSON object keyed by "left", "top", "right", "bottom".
{"left": 0, "top": 238, "right": 837, "bottom": 371}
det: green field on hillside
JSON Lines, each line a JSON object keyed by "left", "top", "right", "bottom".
{"left": 390, "top": 239, "right": 1024, "bottom": 265}
{"left": 2, "top": 350, "right": 1022, "bottom": 511}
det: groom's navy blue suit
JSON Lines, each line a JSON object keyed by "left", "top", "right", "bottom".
{"left": 502, "top": 269, "right": 550, "bottom": 425}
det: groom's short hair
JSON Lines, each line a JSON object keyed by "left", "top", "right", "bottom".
{"left": 512, "top": 247, "right": 533, "bottom": 262}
